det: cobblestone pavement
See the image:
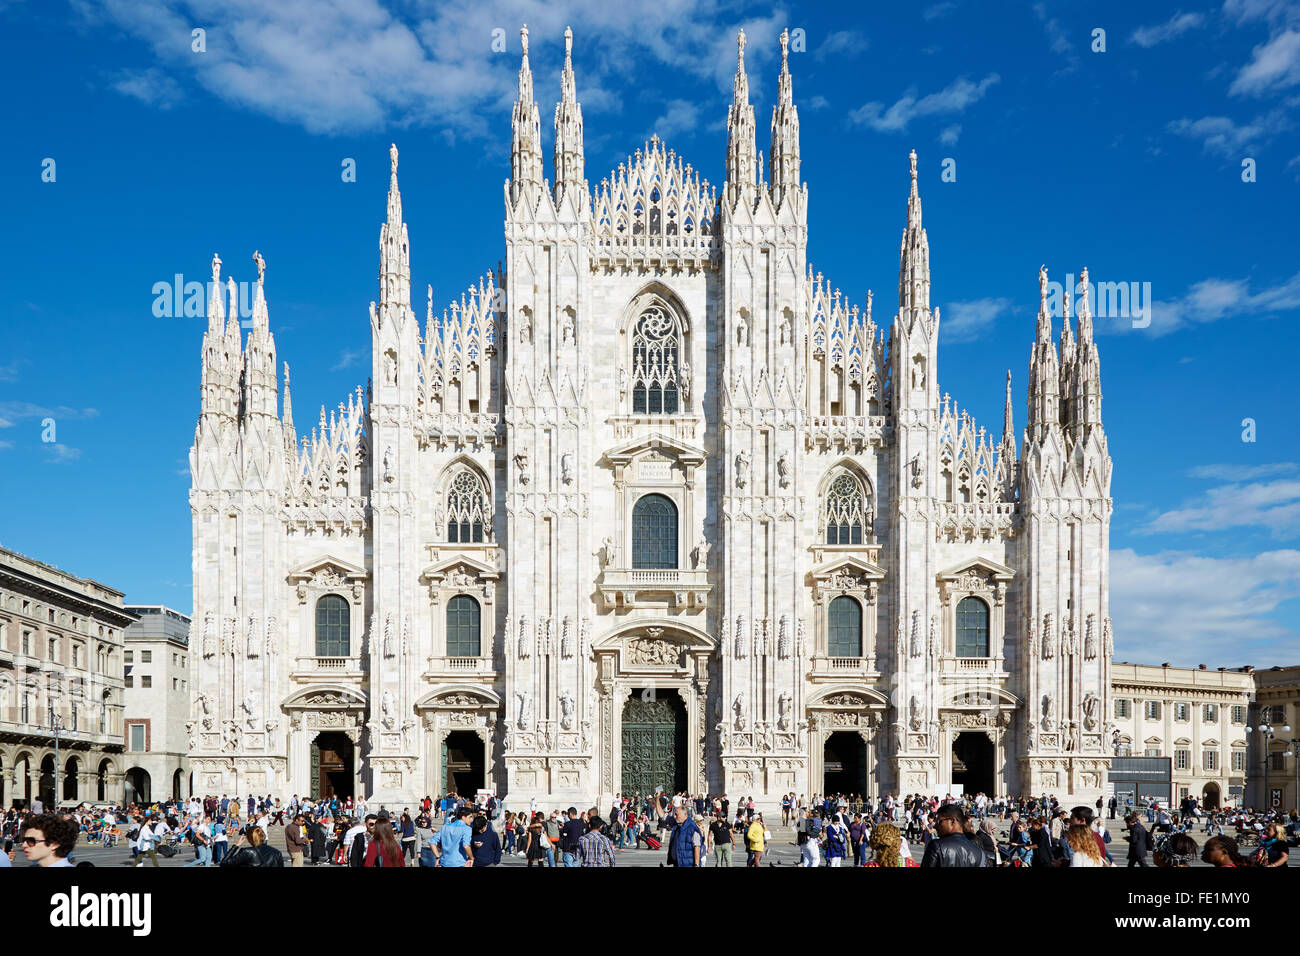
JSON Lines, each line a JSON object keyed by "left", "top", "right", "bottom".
{"left": 15, "top": 818, "right": 1219, "bottom": 868}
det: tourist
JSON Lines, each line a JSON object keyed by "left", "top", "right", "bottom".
{"left": 220, "top": 825, "right": 284, "bottom": 867}
{"left": 470, "top": 814, "right": 502, "bottom": 866}
{"left": 433, "top": 807, "right": 474, "bottom": 868}
{"left": 19, "top": 814, "right": 77, "bottom": 867}
{"left": 920, "top": 804, "right": 985, "bottom": 867}
{"left": 560, "top": 807, "right": 585, "bottom": 867}
{"left": 364, "top": 818, "right": 405, "bottom": 868}
{"left": 1153, "top": 832, "right": 1198, "bottom": 868}
{"left": 284, "top": 812, "right": 308, "bottom": 866}
{"left": 1255, "top": 823, "right": 1289, "bottom": 867}
{"left": 1202, "top": 835, "right": 1250, "bottom": 868}
{"left": 824, "top": 813, "right": 848, "bottom": 867}
{"left": 523, "top": 812, "right": 548, "bottom": 867}
{"left": 708, "top": 811, "right": 734, "bottom": 868}
{"left": 1066, "top": 824, "right": 1107, "bottom": 867}
{"left": 1123, "top": 813, "right": 1151, "bottom": 867}
{"left": 399, "top": 811, "right": 417, "bottom": 865}
{"left": 667, "top": 804, "right": 702, "bottom": 867}
{"left": 865, "top": 822, "right": 917, "bottom": 867}
{"left": 578, "top": 813, "right": 617, "bottom": 867}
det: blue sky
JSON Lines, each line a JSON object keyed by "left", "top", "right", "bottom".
{"left": 0, "top": 0, "right": 1297, "bottom": 667}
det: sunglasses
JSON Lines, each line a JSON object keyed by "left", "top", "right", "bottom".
{"left": 22, "top": 837, "right": 45, "bottom": 847}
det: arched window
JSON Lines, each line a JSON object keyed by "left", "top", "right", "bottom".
{"left": 632, "top": 494, "right": 678, "bottom": 569}
{"left": 446, "top": 469, "right": 489, "bottom": 543}
{"left": 955, "top": 597, "right": 989, "bottom": 658}
{"left": 823, "top": 472, "right": 869, "bottom": 545}
{"left": 446, "top": 596, "right": 481, "bottom": 657}
{"left": 631, "top": 304, "right": 682, "bottom": 414}
{"left": 828, "top": 596, "right": 863, "bottom": 657}
{"left": 315, "top": 595, "right": 350, "bottom": 657}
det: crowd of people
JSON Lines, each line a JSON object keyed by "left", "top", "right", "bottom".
{"left": 2, "top": 787, "right": 1296, "bottom": 868}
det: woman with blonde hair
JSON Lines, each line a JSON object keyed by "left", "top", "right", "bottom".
{"left": 1067, "top": 823, "right": 1107, "bottom": 867}
{"left": 865, "top": 822, "right": 917, "bottom": 867}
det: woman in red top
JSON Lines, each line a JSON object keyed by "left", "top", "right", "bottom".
{"left": 364, "top": 818, "right": 404, "bottom": 868}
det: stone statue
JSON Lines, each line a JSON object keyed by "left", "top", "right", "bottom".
{"left": 560, "top": 617, "right": 574, "bottom": 659}
{"left": 735, "top": 615, "right": 748, "bottom": 659}
{"left": 909, "top": 611, "right": 922, "bottom": 659}
{"left": 1082, "top": 692, "right": 1099, "bottom": 730}
{"left": 777, "top": 615, "right": 792, "bottom": 660}
{"left": 679, "top": 359, "right": 691, "bottom": 402}
{"left": 692, "top": 536, "right": 710, "bottom": 570}
{"left": 1041, "top": 613, "right": 1055, "bottom": 660}
{"left": 777, "top": 453, "right": 792, "bottom": 488}
{"left": 777, "top": 691, "right": 792, "bottom": 731}
{"left": 1042, "top": 694, "right": 1055, "bottom": 732}
{"left": 733, "top": 692, "right": 747, "bottom": 732}
{"left": 734, "top": 451, "right": 751, "bottom": 489}
{"left": 1084, "top": 614, "right": 1098, "bottom": 661}
{"left": 1038, "top": 263, "right": 1048, "bottom": 301}
{"left": 517, "top": 615, "right": 530, "bottom": 659}
{"left": 1027, "top": 724, "right": 1037, "bottom": 751}
{"left": 561, "top": 309, "right": 574, "bottom": 345}
{"left": 561, "top": 452, "right": 574, "bottom": 485}
{"left": 516, "top": 691, "right": 533, "bottom": 732}
{"left": 241, "top": 690, "right": 258, "bottom": 729}
{"left": 908, "top": 695, "right": 921, "bottom": 732}
{"left": 1103, "top": 617, "right": 1114, "bottom": 659}
{"left": 382, "top": 613, "right": 394, "bottom": 658}
{"left": 202, "top": 612, "right": 216, "bottom": 659}
{"left": 382, "top": 446, "right": 394, "bottom": 483}
{"left": 253, "top": 249, "right": 266, "bottom": 285}
{"left": 599, "top": 537, "right": 616, "bottom": 570}
{"left": 560, "top": 690, "right": 575, "bottom": 730}
{"left": 381, "top": 689, "right": 395, "bottom": 730}
{"left": 514, "top": 450, "right": 530, "bottom": 486}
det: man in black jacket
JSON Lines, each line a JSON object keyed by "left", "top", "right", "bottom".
{"left": 920, "top": 804, "right": 987, "bottom": 867}
{"left": 1125, "top": 813, "right": 1151, "bottom": 867}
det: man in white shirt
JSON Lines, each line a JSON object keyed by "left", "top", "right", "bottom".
{"left": 133, "top": 818, "right": 160, "bottom": 867}
{"left": 343, "top": 816, "right": 370, "bottom": 866}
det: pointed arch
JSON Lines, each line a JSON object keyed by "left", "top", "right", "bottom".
{"left": 817, "top": 459, "right": 875, "bottom": 545}
{"left": 437, "top": 456, "right": 493, "bottom": 543}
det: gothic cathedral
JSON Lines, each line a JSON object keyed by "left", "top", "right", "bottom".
{"left": 188, "top": 28, "right": 1114, "bottom": 807}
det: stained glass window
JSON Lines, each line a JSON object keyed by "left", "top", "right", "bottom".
{"left": 447, "top": 470, "right": 489, "bottom": 543}
{"left": 631, "top": 305, "right": 681, "bottom": 414}
{"left": 632, "top": 494, "right": 677, "bottom": 569}
{"left": 823, "top": 473, "right": 868, "bottom": 545}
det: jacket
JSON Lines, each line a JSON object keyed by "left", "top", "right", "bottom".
{"left": 668, "top": 816, "right": 702, "bottom": 867}
{"left": 472, "top": 826, "right": 502, "bottom": 866}
{"left": 219, "top": 844, "right": 284, "bottom": 867}
{"left": 285, "top": 823, "right": 308, "bottom": 852}
{"left": 1126, "top": 822, "right": 1151, "bottom": 859}
{"left": 920, "top": 832, "right": 987, "bottom": 867}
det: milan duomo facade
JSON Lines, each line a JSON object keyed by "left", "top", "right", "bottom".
{"left": 188, "top": 28, "right": 1115, "bottom": 808}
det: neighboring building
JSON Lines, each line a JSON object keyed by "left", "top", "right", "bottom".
{"left": 122, "top": 605, "right": 192, "bottom": 802}
{"left": 188, "top": 28, "right": 1115, "bottom": 807}
{"left": 1247, "top": 665, "right": 1300, "bottom": 811}
{"left": 1109, "top": 662, "right": 1253, "bottom": 810}
{"left": 0, "top": 545, "right": 131, "bottom": 808}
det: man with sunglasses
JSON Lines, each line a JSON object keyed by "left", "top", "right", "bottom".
{"left": 20, "top": 814, "right": 79, "bottom": 867}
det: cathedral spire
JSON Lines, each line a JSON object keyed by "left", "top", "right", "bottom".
{"left": 1027, "top": 265, "right": 1061, "bottom": 444}
{"left": 282, "top": 361, "right": 294, "bottom": 431}
{"left": 897, "top": 149, "right": 930, "bottom": 319}
{"left": 768, "top": 27, "right": 801, "bottom": 205}
{"left": 725, "top": 29, "right": 756, "bottom": 208}
{"left": 511, "top": 25, "right": 544, "bottom": 202}
{"left": 207, "top": 253, "right": 224, "bottom": 335}
{"left": 378, "top": 143, "right": 411, "bottom": 322}
{"left": 553, "top": 26, "right": 585, "bottom": 201}
{"left": 1076, "top": 266, "right": 1093, "bottom": 346}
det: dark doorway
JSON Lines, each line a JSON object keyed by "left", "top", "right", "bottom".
{"left": 621, "top": 690, "right": 687, "bottom": 796}
{"left": 39, "top": 755, "right": 56, "bottom": 809}
{"left": 952, "top": 731, "right": 995, "bottom": 797}
{"left": 124, "top": 767, "right": 151, "bottom": 805}
{"left": 823, "top": 731, "right": 867, "bottom": 796}
{"left": 442, "top": 731, "right": 486, "bottom": 796}
{"left": 173, "top": 768, "right": 184, "bottom": 801}
{"left": 311, "top": 732, "right": 355, "bottom": 800}
{"left": 1202, "top": 782, "right": 1221, "bottom": 810}
{"left": 63, "top": 757, "right": 79, "bottom": 801}
{"left": 97, "top": 760, "right": 109, "bottom": 802}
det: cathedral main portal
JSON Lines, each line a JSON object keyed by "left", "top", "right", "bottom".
{"left": 620, "top": 692, "right": 686, "bottom": 797}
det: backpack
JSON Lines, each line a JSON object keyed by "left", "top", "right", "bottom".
{"left": 349, "top": 836, "right": 367, "bottom": 867}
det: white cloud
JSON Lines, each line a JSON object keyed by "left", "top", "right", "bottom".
{"left": 924, "top": 2, "right": 959, "bottom": 21}
{"left": 1223, "top": 0, "right": 1300, "bottom": 26}
{"left": 43, "top": 444, "right": 82, "bottom": 464}
{"left": 650, "top": 99, "right": 700, "bottom": 141}
{"left": 1130, "top": 11, "right": 1205, "bottom": 48}
{"left": 940, "top": 297, "right": 1012, "bottom": 343}
{"left": 1101, "top": 269, "right": 1300, "bottom": 336}
{"left": 939, "top": 123, "right": 961, "bottom": 145}
{"left": 1109, "top": 548, "right": 1300, "bottom": 667}
{"left": 1138, "top": 468, "right": 1300, "bottom": 537}
{"left": 112, "top": 67, "right": 184, "bottom": 108}
{"left": 1166, "top": 109, "right": 1288, "bottom": 157}
{"left": 1188, "top": 463, "right": 1300, "bottom": 481}
{"left": 1033, "top": 2, "right": 1073, "bottom": 55}
{"left": 1230, "top": 28, "right": 1300, "bottom": 95}
{"left": 814, "top": 30, "right": 867, "bottom": 61}
{"left": 849, "top": 73, "right": 1000, "bottom": 132}
{"left": 78, "top": 0, "right": 788, "bottom": 137}
{"left": 331, "top": 349, "right": 364, "bottom": 372}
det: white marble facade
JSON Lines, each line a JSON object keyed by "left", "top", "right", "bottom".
{"left": 188, "top": 28, "right": 1114, "bottom": 808}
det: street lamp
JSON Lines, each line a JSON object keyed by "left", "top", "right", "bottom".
{"left": 48, "top": 711, "right": 65, "bottom": 810}
{"left": 1245, "top": 719, "right": 1290, "bottom": 814}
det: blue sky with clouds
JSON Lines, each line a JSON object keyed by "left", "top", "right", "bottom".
{"left": 0, "top": 0, "right": 1297, "bottom": 667}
